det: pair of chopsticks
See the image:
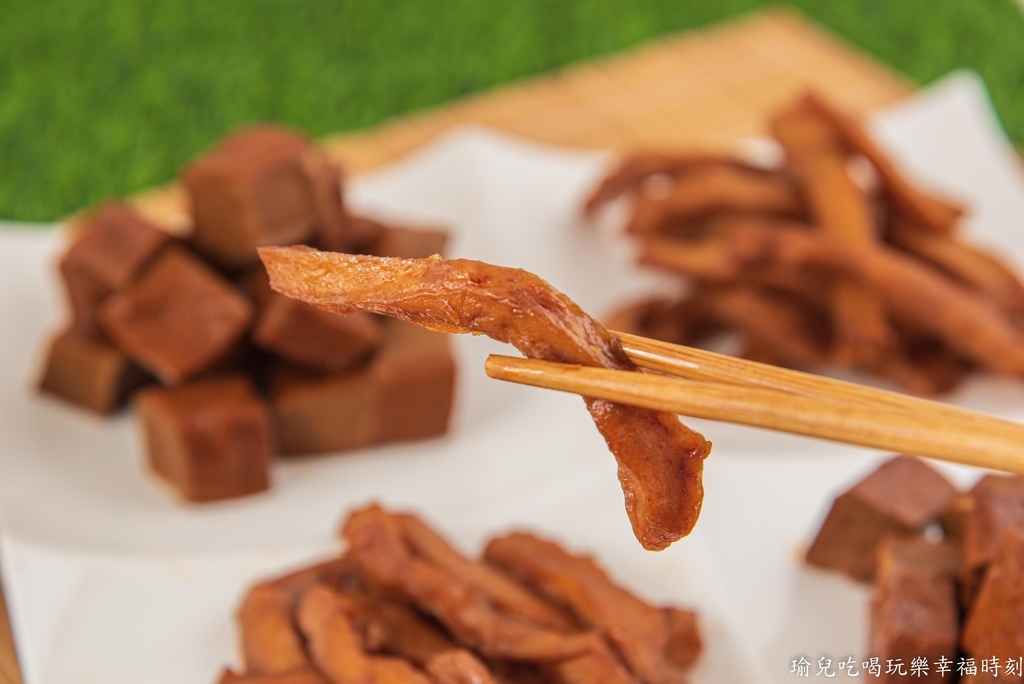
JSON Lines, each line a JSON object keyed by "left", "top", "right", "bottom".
{"left": 485, "top": 331, "right": 1024, "bottom": 474}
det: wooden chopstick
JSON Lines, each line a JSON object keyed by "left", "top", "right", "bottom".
{"left": 613, "top": 330, "right": 1013, "bottom": 430}
{"left": 483, "top": 341, "right": 1024, "bottom": 475}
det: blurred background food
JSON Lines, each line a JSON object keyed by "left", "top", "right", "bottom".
{"left": 38, "top": 125, "right": 457, "bottom": 503}
{"left": 2, "top": 1, "right": 1023, "bottom": 223}
{"left": 803, "top": 456, "right": 1024, "bottom": 675}
{"left": 221, "top": 505, "right": 703, "bottom": 683}
{"left": 588, "top": 92, "right": 1024, "bottom": 396}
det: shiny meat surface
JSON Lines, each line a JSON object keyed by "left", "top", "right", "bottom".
{"left": 426, "top": 650, "right": 499, "bottom": 684}
{"left": 260, "top": 248, "right": 712, "bottom": 550}
{"left": 342, "top": 505, "right": 597, "bottom": 661}
{"left": 485, "top": 533, "right": 690, "bottom": 684}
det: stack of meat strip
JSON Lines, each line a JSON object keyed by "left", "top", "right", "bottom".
{"left": 588, "top": 93, "right": 1024, "bottom": 394}
{"left": 218, "top": 505, "right": 702, "bottom": 684}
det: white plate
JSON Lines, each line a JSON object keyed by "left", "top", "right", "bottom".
{"left": 2, "top": 71, "right": 1024, "bottom": 684}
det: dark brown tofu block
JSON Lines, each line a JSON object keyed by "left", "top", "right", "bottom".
{"left": 269, "top": 364, "right": 378, "bottom": 456}
{"left": 38, "top": 324, "right": 149, "bottom": 414}
{"left": 135, "top": 376, "right": 272, "bottom": 502}
{"left": 663, "top": 606, "right": 702, "bottom": 669}
{"left": 318, "top": 214, "right": 384, "bottom": 254}
{"left": 183, "top": 126, "right": 342, "bottom": 267}
{"left": 962, "top": 527, "right": 1024, "bottom": 676}
{"left": 368, "top": 225, "right": 449, "bottom": 259}
{"left": 253, "top": 294, "right": 381, "bottom": 373}
{"left": 939, "top": 492, "right": 973, "bottom": 543}
{"left": 805, "top": 456, "right": 957, "bottom": 582}
{"left": 961, "top": 474, "right": 1024, "bottom": 604}
{"left": 236, "top": 264, "right": 277, "bottom": 311}
{"left": 303, "top": 157, "right": 347, "bottom": 249}
{"left": 869, "top": 538, "right": 960, "bottom": 683}
{"left": 59, "top": 202, "right": 172, "bottom": 320}
{"left": 370, "top": 320, "right": 456, "bottom": 443}
{"left": 100, "top": 247, "right": 254, "bottom": 384}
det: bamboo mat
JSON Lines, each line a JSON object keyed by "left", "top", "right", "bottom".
{"left": 0, "top": 8, "right": 912, "bottom": 683}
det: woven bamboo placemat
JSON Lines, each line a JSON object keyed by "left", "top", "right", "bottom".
{"left": 0, "top": 8, "right": 912, "bottom": 682}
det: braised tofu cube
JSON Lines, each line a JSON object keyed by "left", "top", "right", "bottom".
{"left": 868, "top": 537, "right": 960, "bottom": 682}
{"left": 59, "top": 202, "right": 172, "bottom": 320}
{"left": 253, "top": 294, "right": 381, "bottom": 373}
{"left": 268, "top": 364, "right": 378, "bottom": 455}
{"left": 960, "top": 474, "right": 1024, "bottom": 603}
{"left": 183, "top": 126, "right": 342, "bottom": 266}
{"left": 135, "top": 376, "right": 272, "bottom": 502}
{"left": 370, "top": 320, "right": 455, "bottom": 443}
{"left": 805, "top": 456, "right": 957, "bottom": 582}
{"left": 100, "top": 247, "right": 253, "bottom": 384}
{"left": 38, "top": 323, "right": 149, "bottom": 413}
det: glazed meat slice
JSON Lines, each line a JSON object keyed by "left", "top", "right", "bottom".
{"left": 259, "top": 248, "right": 712, "bottom": 550}
{"left": 342, "top": 505, "right": 598, "bottom": 662}
{"left": 583, "top": 153, "right": 786, "bottom": 218}
{"left": 636, "top": 220, "right": 1024, "bottom": 377}
{"left": 801, "top": 93, "right": 964, "bottom": 234}
{"left": 295, "top": 584, "right": 375, "bottom": 683}
{"left": 394, "top": 513, "right": 574, "bottom": 630}
{"left": 342, "top": 589, "right": 457, "bottom": 667}
{"left": 771, "top": 102, "right": 890, "bottom": 365}
{"left": 237, "top": 557, "right": 360, "bottom": 675}
{"left": 622, "top": 165, "right": 804, "bottom": 235}
{"left": 543, "top": 641, "right": 641, "bottom": 684}
{"left": 485, "top": 533, "right": 691, "bottom": 684}
{"left": 426, "top": 650, "right": 499, "bottom": 684}
{"left": 296, "top": 583, "right": 435, "bottom": 684}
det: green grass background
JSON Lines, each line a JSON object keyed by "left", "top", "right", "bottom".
{"left": 2, "top": 1, "right": 1022, "bottom": 222}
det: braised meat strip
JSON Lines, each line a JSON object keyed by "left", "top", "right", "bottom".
{"left": 260, "top": 248, "right": 712, "bottom": 550}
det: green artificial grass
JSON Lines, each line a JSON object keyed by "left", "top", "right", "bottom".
{"left": 1, "top": 1, "right": 1022, "bottom": 222}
